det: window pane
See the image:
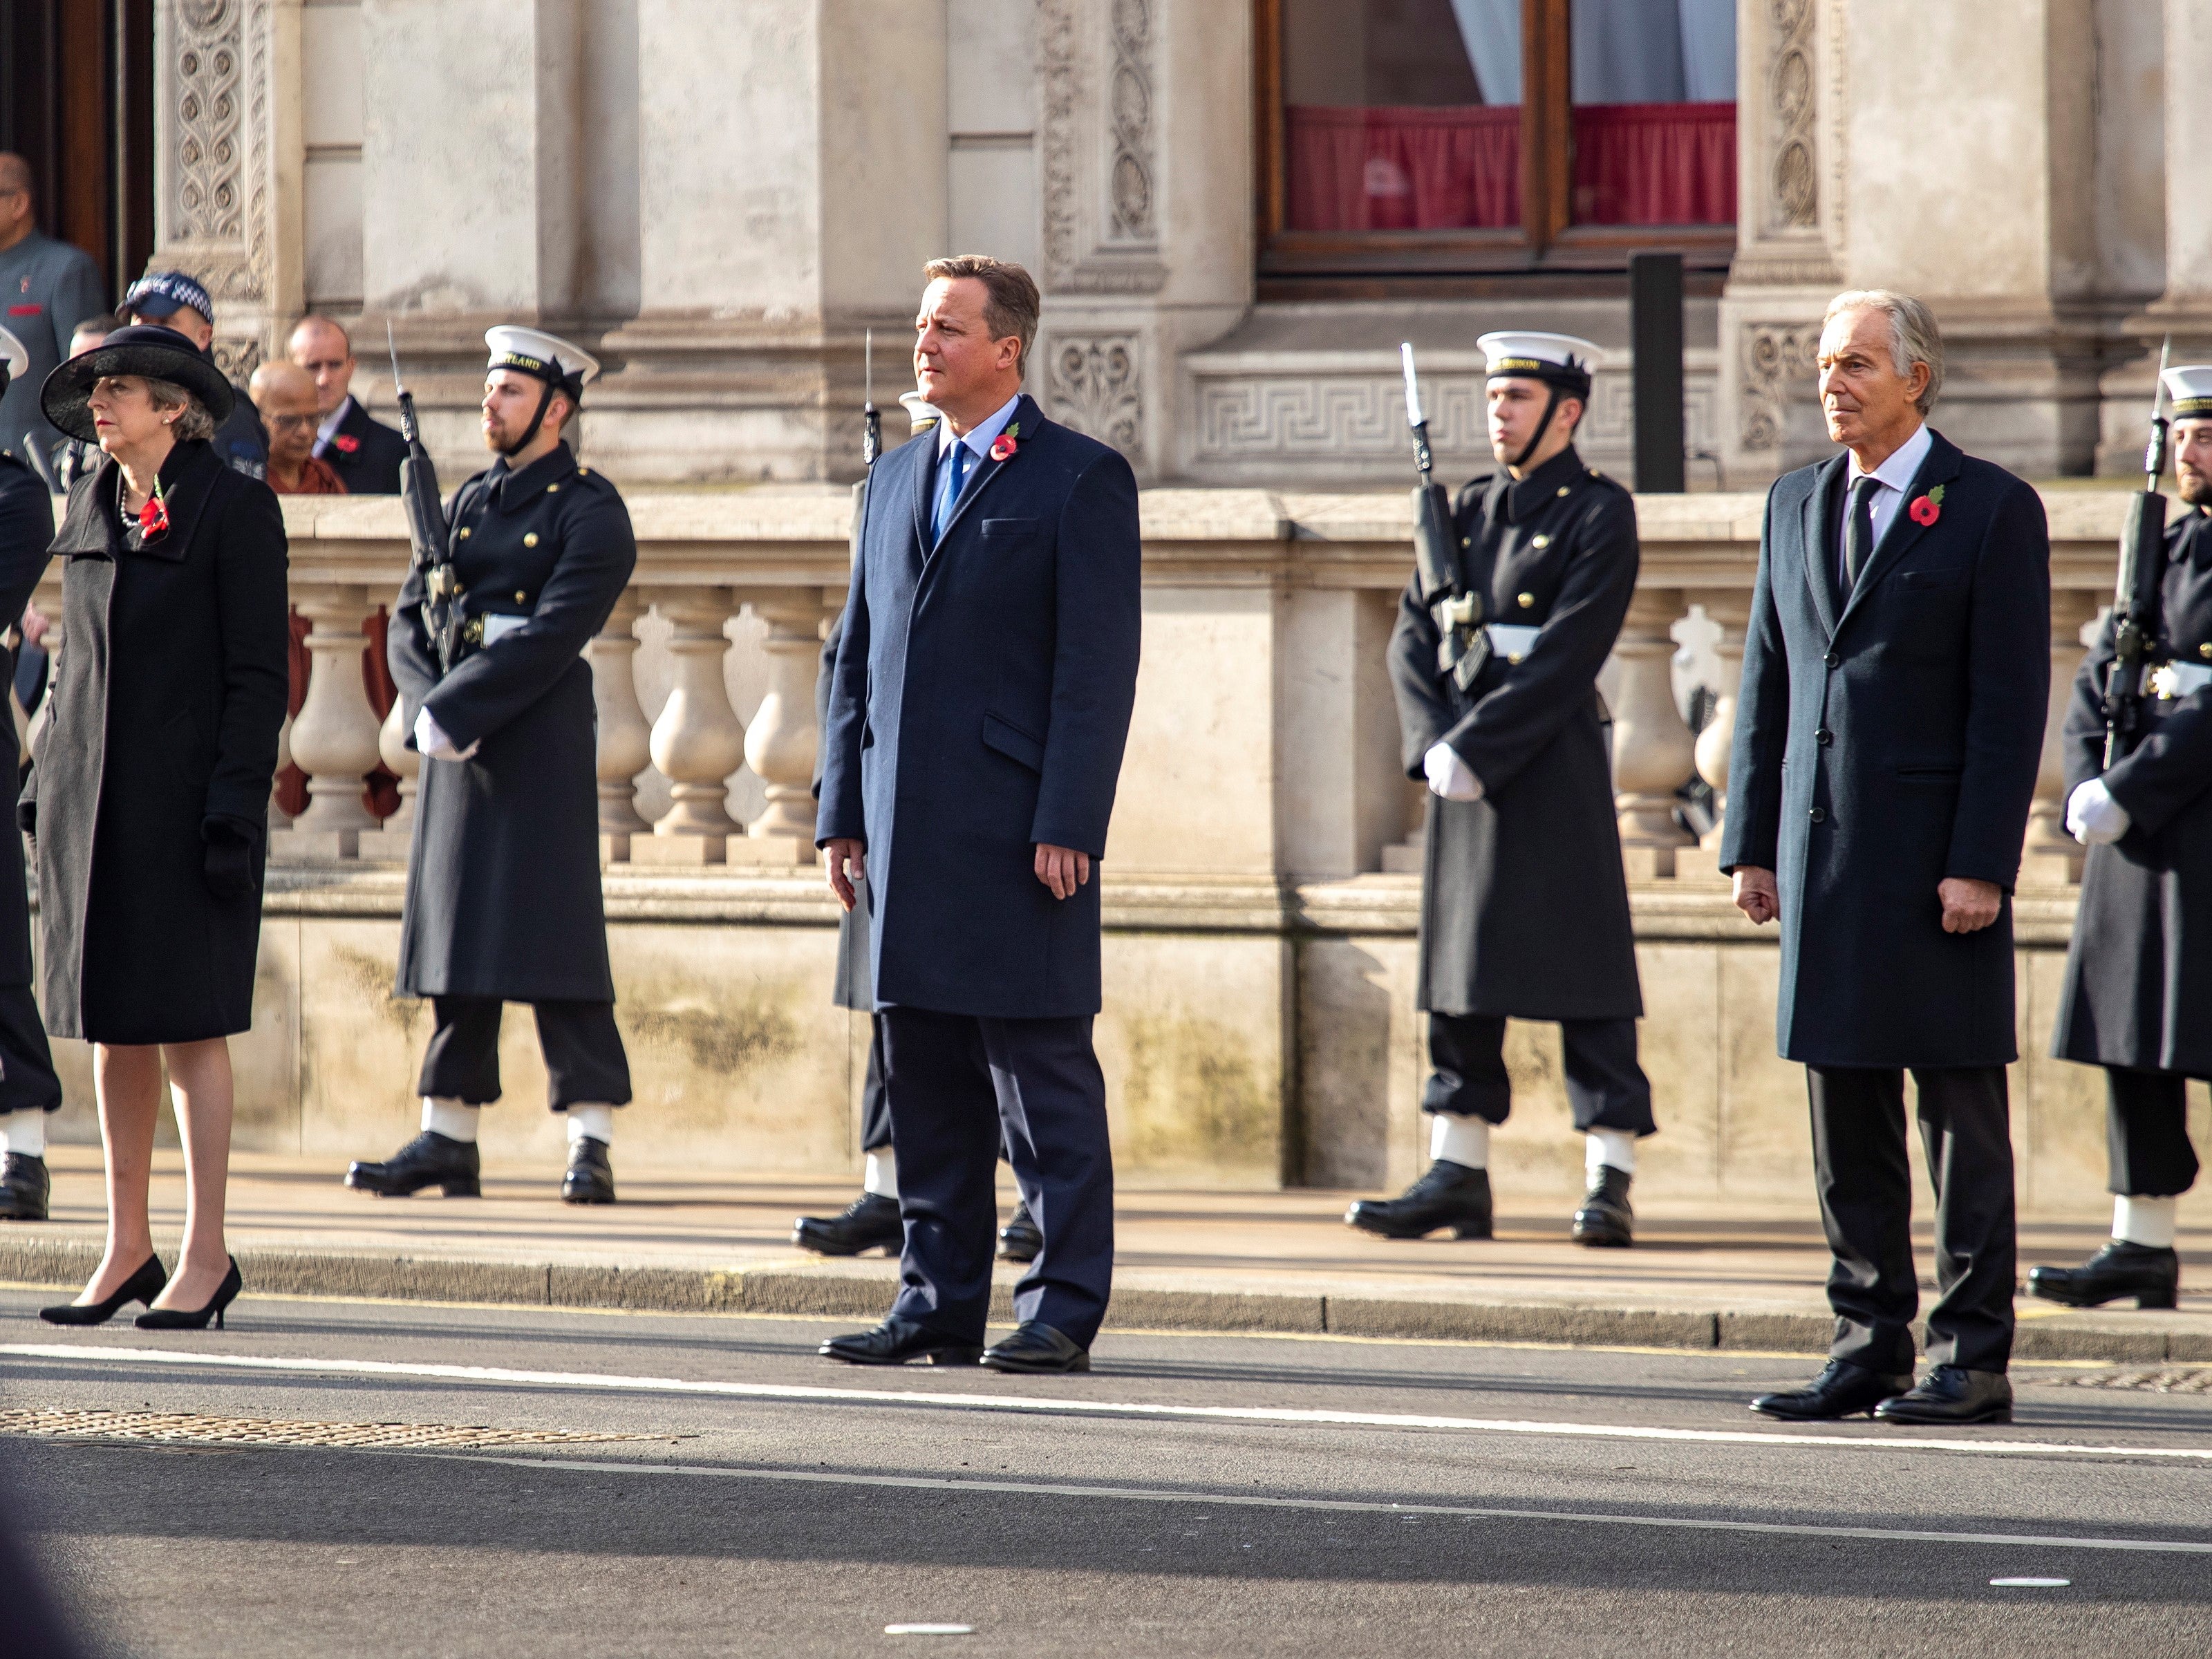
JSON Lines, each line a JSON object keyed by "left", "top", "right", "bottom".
{"left": 1282, "top": 0, "right": 1521, "bottom": 233}
{"left": 1569, "top": 0, "right": 1736, "bottom": 226}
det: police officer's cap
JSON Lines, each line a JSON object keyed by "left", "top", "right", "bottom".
{"left": 0, "top": 326, "right": 26, "bottom": 397}
{"left": 124, "top": 270, "right": 216, "bottom": 326}
{"left": 2163, "top": 364, "right": 2212, "bottom": 422}
{"left": 485, "top": 326, "right": 600, "bottom": 405}
{"left": 1478, "top": 332, "right": 1602, "bottom": 400}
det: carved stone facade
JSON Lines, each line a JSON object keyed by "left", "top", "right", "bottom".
{"left": 1038, "top": 0, "right": 1164, "bottom": 296}
{"left": 1046, "top": 333, "right": 1145, "bottom": 451}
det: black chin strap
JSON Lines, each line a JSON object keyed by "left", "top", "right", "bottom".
{"left": 1512, "top": 385, "right": 1564, "bottom": 471}
{"left": 498, "top": 379, "right": 559, "bottom": 458}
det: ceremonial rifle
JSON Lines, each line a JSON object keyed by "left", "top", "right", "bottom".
{"left": 1402, "top": 343, "right": 1488, "bottom": 691}
{"left": 388, "top": 323, "right": 460, "bottom": 674}
{"left": 2105, "top": 336, "right": 2173, "bottom": 768}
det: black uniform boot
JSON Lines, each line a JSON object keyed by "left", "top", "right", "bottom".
{"left": 997, "top": 1199, "right": 1042, "bottom": 1262}
{"left": 795, "top": 1191, "right": 903, "bottom": 1255}
{"left": 1344, "top": 1161, "right": 1493, "bottom": 1240}
{"left": 0, "top": 1152, "right": 50, "bottom": 1221}
{"left": 1571, "top": 1165, "right": 1635, "bottom": 1248}
{"left": 563, "top": 1137, "right": 617, "bottom": 1206}
{"left": 344, "top": 1132, "right": 481, "bottom": 1198}
{"left": 2027, "top": 1239, "right": 2180, "bottom": 1310}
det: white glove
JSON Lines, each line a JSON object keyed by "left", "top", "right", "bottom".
{"left": 1424, "top": 741, "right": 1483, "bottom": 802}
{"left": 414, "top": 704, "right": 479, "bottom": 762}
{"left": 2065, "top": 778, "right": 2130, "bottom": 846}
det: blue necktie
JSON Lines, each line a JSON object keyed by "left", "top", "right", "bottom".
{"left": 932, "top": 439, "right": 974, "bottom": 544}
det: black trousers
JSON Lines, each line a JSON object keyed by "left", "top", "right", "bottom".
{"left": 1423, "top": 1012, "right": 1655, "bottom": 1135}
{"left": 1808, "top": 1065, "right": 2015, "bottom": 1375}
{"left": 860, "top": 1013, "right": 1014, "bottom": 1170}
{"left": 879, "top": 1007, "right": 1113, "bottom": 1348}
{"left": 0, "top": 982, "right": 61, "bottom": 1114}
{"left": 2105, "top": 1067, "right": 2201, "bottom": 1198}
{"left": 417, "top": 997, "right": 632, "bottom": 1111}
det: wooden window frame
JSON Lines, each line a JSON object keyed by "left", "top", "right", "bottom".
{"left": 1255, "top": 0, "right": 1736, "bottom": 294}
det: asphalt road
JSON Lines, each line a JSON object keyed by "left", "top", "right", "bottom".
{"left": 3, "top": 1285, "right": 2209, "bottom": 1658}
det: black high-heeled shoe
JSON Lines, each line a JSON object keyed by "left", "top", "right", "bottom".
{"left": 135, "top": 1257, "right": 242, "bottom": 1331}
{"left": 40, "top": 1255, "right": 167, "bottom": 1326}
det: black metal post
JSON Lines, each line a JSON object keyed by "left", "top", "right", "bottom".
{"left": 1630, "top": 251, "right": 1685, "bottom": 493}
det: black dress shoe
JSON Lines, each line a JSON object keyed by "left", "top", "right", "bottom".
{"left": 1750, "top": 1359, "right": 1914, "bottom": 1421}
{"left": 2028, "top": 1239, "right": 2180, "bottom": 1310}
{"left": 562, "top": 1138, "right": 616, "bottom": 1206}
{"left": 0, "top": 1150, "right": 50, "bottom": 1221}
{"left": 982, "top": 1321, "right": 1090, "bottom": 1374}
{"left": 821, "top": 1315, "right": 984, "bottom": 1367}
{"left": 997, "top": 1200, "right": 1042, "bottom": 1263}
{"left": 345, "top": 1131, "right": 481, "bottom": 1198}
{"left": 1571, "top": 1165, "right": 1634, "bottom": 1248}
{"left": 41, "top": 1255, "right": 167, "bottom": 1326}
{"left": 1875, "top": 1366, "right": 2013, "bottom": 1425}
{"left": 795, "top": 1191, "right": 902, "bottom": 1255}
{"left": 1345, "top": 1160, "right": 1492, "bottom": 1240}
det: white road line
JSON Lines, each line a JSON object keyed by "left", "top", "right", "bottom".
{"left": 7, "top": 1342, "right": 2211, "bottom": 1464}
{"left": 433, "top": 1453, "right": 2212, "bottom": 1556}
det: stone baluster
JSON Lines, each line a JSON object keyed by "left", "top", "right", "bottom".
{"left": 363, "top": 694, "right": 420, "bottom": 861}
{"left": 273, "top": 585, "right": 382, "bottom": 860}
{"left": 632, "top": 588, "right": 745, "bottom": 865}
{"left": 730, "top": 588, "right": 825, "bottom": 864}
{"left": 1686, "top": 590, "right": 1752, "bottom": 872}
{"left": 588, "top": 592, "right": 652, "bottom": 864}
{"left": 270, "top": 706, "right": 294, "bottom": 830}
{"left": 1609, "top": 588, "right": 1698, "bottom": 879}
{"left": 2021, "top": 589, "right": 2101, "bottom": 885}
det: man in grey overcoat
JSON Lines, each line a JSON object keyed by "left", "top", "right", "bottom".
{"left": 344, "top": 327, "right": 636, "bottom": 1207}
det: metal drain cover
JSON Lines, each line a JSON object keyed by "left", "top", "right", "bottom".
{"left": 0, "top": 1408, "right": 655, "bottom": 1449}
{"left": 2047, "top": 1367, "right": 2212, "bottom": 1394}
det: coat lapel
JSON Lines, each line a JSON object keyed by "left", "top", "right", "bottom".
{"left": 907, "top": 429, "right": 937, "bottom": 559}
{"left": 1837, "top": 430, "right": 1962, "bottom": 629}
{"left": 932, "top": 395, "right": 1038, "bottom": 553}
{"left": 1800, "top": 453, "right": 1845, "bottom": 641}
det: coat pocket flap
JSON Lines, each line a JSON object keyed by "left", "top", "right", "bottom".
{"left": 1898, "top": 568, "right": 1966, "bottom": 590}
{"left": 982, "top": 712, "right": 1045, "bottom": 771}
{"left": 980, "top": 518, "right": 1041, "bottom": 538}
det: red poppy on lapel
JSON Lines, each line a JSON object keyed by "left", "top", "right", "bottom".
{"left": 138, "top": 491, "right": 170, "bottom": 541}
{"left": 332, "top": 433, "right": 360, "bottom": 453}
{"left": 989, "top": 422, "right": 1020, "bottom": 464}
{"left": 1908, "top": 483, "right": 1945, "bottom": 527}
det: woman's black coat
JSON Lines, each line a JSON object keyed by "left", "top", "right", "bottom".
{"left": 28, "top": 440, "right": 290, "bottom": 1042}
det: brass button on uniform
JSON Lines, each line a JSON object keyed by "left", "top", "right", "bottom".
{"left": 547, "top": 483, "right": 560, "bottom": 494}
{"left": 514, "top": 590, "right": 527, "bottom": 602}
{"left": 2201, "top": 642, "right": 2212, "bottom": 659}
{"left": 1517, "top": 592, "right": 1535, "bottom": 608}
{"left": 1555, "top": 486, "right": 1570, "bottom": 498}
{"left": 458, "top": 527, "right": 471, "bottom": 539}
{"left": 523, "top": 532, "right": 539, "bottom": 547}
{"left": 1531, "top": 534, "right": 1550, "bottom": 548}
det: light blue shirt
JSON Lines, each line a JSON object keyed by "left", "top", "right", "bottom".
{"left": 936, "top": 393, "right": 1022, "bottom": 467}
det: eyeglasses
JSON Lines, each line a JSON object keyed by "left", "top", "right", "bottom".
{"left": 264, "top": 412, "right": 318, "bottom": 432}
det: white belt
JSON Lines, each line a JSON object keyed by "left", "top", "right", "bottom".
{"left": 480, "top": 613, "right": 529, "bottom": 646}
{"left": 2139, "top": 659, "right": 2212, "bottom": 700}
{"left": 1487, "top": 624, "right": 1541, "bottom": 664}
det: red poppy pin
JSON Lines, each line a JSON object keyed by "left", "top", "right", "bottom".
{"left": 1908, "top": 483, "right": 1945, "bottom": 527}
{"left": 989, "top": 422, "right": 1020, "bottom": 464}
{"left": 137, "top": 482, "right": 170, "bottom": 541}
{"left": 332, "top": 433, "right": 360, "bottom": 453}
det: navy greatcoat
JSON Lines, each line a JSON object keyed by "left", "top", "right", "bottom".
{"left": 1719, "top": 430, "right": 2050, "bottom": 1067}
{"left": 388, "top": 442, "right": 635, "bottom": 1002}
{"left": 2052, "top": 507, "right": 2212, "bottom": 1078}
{"left": 28, "top": 442, "right": 290, "bottom": 1042}
{"left": 1388, "top": 444, "right": 1642, "bottom": 1021}
{"left": 816, "top": 395, "right": 1142, "bottom": 1018}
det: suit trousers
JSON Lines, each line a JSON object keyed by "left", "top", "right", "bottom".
{"left": 1423, "top": 1012, "right": 1655, "bottom": 1135}
{"left": 0, "top": 982, "right": 61, "bottom": 1114}
{"left": 879, "top": 1006, "right": 1114, "bottom": 1348}
{"left": 2104, "top": 1067, "right": 2200, "bottom": 1199}
{"left": 860, "top": 1012, "right": 1014, "bottom": 1169}
{"left": 1808, "top": 1065, "right": 2015, "bottom": 1374}
{"left": 418, "top": 997, "right": 632, "bottom": 1111}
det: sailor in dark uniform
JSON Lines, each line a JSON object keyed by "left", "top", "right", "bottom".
{"left": 344, "top": 327, "right": 636, "bottom": 1206}
{"left": 1351, "top": 331, "right": 1654, "bottom": 1248}
{"left": 2035, "top": 361, "right": 2212, "bottom": 1310}
{"left": 0, "top": 326, "right": 66, "bottom": 1222}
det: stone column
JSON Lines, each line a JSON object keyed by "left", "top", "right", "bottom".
{"left": 273, "top": 587, "right": 382, "bottom": 860}
{"left": 729, "top": 589, "right": 824, "bottom": 865}
{"left": 1691, "top": 590, "right": 1753, "bottom": 851}
{"left": 270, "top": 706, "right": 294, "bottom": 831}
{"left": 1610, "top": 589, "right": 1698, "bottom": 879}
{"left": 589, "top": 592, "right": 653, "bottom": 864}
{"left": 632, "top": 590, "right": 745, "bottom": 864}
{"left": 2021, "top": 590, "right": 2101, "bottom": 886}
{"left": 361, "top": 696, "right": 419, "bottom": 861}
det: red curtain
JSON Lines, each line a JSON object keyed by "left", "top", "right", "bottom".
{"left": 1286, "top": 105, "right": 1520, "bottom": 232}
{"left": 277, "top": 607, "right": 399, "bottom": 821}
{"left": 1571, "top": 102, "right": 1736, "bottom": 225}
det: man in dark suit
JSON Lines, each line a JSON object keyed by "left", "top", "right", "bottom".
{"left": 1722, "top": 290, "right": 2049, "bottom": 1426}
{"left": 816, "top": 255, "right": 1141, "bottom": 1375}
{"left": 290, "top": 316, "right": 408, "bottom": 494}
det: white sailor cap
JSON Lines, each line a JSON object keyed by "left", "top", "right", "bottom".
{"left": 1477, "top": 331, "right": 1602, "bottom": 395}
{"left": 485, "top": 326, "right": 601, "bottom": 400}
{"left": 0, "top": 326, "right": 26, "bottom": 391}
{"left": 899, "top": 391, "right": 942, "bottom": 433}
{"left": 2163, "top": 364, "right": 2212, "bottom": 421}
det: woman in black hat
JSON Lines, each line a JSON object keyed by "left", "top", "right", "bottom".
{"left": 29, "top": 324, "right": 289, "bottom": 1331}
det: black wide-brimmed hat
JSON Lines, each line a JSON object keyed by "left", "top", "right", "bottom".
{"left": 40, "top": 323, "right": 236, "bottom": 442}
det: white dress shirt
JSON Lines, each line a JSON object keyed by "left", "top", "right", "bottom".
{"left": 312, "top": 394, "right": 355, "bottom": 460}
{"left": 1839, "top": 420, "right": 1933, "bottom": 582}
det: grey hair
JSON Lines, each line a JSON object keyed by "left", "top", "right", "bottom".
{"left": 1824, "top": 289, "right": 1944, "bottom": 414}
{"left": 143, "top": 376, "right": 217, "bottom": 443}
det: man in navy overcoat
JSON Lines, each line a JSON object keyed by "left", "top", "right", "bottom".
{"left": 1721, "top": 290, "right": 2049, "bottom": 1427}
{"left": 816, "top": 256, "right": 1141, "bottom": 1374}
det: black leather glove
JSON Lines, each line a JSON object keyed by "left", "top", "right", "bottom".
{"left": 202, "top": 817, "right": 258, "bottom": 903}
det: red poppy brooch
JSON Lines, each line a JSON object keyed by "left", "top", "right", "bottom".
{"left": 1908, "top": 484, "right": 1945, "bottom": 527}
{"left": 333, "top": 433, "right": 360, "bottom": 453}
{"left": 137, "top": 480, "right": 171, "bottom": 541}
{"left": 989, "top": 422, "right": 1020, "bottom": 464}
